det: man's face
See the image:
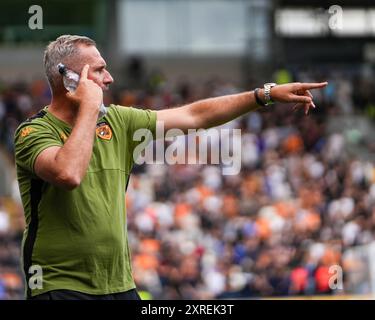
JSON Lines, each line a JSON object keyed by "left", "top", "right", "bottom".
{"left": 75, "top": 44, "right": 114, "bottom": 90}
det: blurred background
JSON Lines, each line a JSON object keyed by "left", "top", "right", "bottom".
{"left": 0, "top": 0, "right": 374, "bottom": 300}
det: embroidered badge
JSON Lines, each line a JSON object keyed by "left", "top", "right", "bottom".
{"left": 96, "top": 122, "right": 113, "bottom": 140}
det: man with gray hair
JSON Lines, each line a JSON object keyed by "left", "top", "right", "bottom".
{"left": 44, "top": 35, "right": 96, "bottom": 89}
{"left": 14, "top": 34, "right": 327, "bottom": 300}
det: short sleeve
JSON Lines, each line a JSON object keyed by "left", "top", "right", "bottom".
{"left": 112, "top": 105, "right": 157, "bottom": 155}
{"left": 14, "top": 123, "right": 63, "bottom": 174}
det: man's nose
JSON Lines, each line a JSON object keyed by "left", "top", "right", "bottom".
{"left": 104, "top": 71, "right": 114, "bottom": 85}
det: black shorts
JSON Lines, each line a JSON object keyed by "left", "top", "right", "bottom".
{"left": 28, "top": 288, "right": 141, "bottom": 300}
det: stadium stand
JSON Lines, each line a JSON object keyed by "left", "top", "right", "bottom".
{"left": 0, "top": 65, "right": 374, "bottom": 299}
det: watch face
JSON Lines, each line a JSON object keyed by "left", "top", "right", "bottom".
{"left": 265, "top": 83, "right": 277, "bottom": 87}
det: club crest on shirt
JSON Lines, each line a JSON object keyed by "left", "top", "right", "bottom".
{"left": 96, "top": 121, "right": 112, "bottom": 140}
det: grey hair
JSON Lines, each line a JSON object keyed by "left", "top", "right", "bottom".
{"left": 44, "top": 35, "right": 96, "bottom": 91}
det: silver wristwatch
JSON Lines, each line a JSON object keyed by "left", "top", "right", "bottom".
{"left": 264, "top": 83, "right": 277, "bottom": 106}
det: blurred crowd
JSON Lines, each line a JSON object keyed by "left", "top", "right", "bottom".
{"left": 0, "top": 62, "right": 374, "bottom": 299}
{"left": 0, "top": 197, "right": 24, "bottom": 299}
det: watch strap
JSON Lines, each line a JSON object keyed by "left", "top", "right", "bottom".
{"left": 254, "top": 88, "right": 266, "bottom": 107}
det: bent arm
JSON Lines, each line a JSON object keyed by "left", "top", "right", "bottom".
{"left": 34, "top": 64, "right": 102, "bottom": 190}
{"left": 34, "top": 106, "right": 98, "bottom": 190}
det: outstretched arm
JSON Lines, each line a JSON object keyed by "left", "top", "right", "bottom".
{"left": 157, "top": 82, "right": 327, "bottom": 133}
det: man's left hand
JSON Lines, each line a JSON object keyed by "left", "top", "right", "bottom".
{"left": 270, "top": 82, "right": 328, "bottom": 115}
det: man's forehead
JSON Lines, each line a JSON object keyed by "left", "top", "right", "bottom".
{"left": 78, "top": 44, "right": 106, "bottom": 66}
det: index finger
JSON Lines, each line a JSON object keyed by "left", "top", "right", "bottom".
{"left": 80, "top": 64, "right": 90, "bottom": 80}
{"left": 300, "top": 82, "right": 328, "bottom": 90}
